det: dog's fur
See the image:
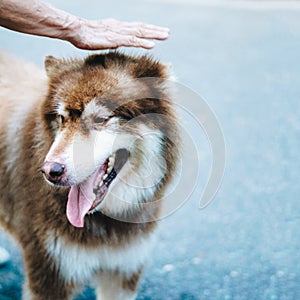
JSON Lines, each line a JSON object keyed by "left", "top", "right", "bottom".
{"left": 0, "top": 51, "right": 179, "bottom": 300}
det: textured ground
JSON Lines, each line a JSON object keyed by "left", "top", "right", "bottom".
{"left": 1, "top": 0, "right": 300, "bottom": 299}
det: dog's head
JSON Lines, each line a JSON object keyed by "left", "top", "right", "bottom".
{"left": 41, "top": 52, "right": 179, "bottom": 227}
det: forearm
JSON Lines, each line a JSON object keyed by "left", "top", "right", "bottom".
{"left": 0, "top": 0, "right": 170, "bottom": 50}
{"left": 0, "top": 0, "right": 79, "bottom": 40}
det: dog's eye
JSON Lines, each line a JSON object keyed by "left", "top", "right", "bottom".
{"left": 94, "top": 116, "right": 107, "bottom": 124}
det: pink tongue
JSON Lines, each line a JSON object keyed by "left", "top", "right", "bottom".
{"left": 67, "top": 184, "right": 93, "bottom": 228}
{"left": 66, "top": 166, "right": 106, "bottom": 228}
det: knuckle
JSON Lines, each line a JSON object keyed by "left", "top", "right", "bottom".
{"left": 136, "top": 28, "right": 145, "bottom": 37}
{"left": 103, "top": 18, "right": 115, "bottom": 22}
{"left": 135, "top": 22, "right": 144, "bottom": 28}
{"left": 128, "top": 36, "right": 139, "bottom": 45}
{"left": 104, "top": 18, "right": 118, "bottom": 26}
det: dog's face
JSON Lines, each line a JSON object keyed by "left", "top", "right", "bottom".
{"left": 41, "top": 53, "right": 178, "bottom": 227}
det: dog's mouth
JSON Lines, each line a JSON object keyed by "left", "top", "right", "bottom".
{"left": 66, "top": 149, "right": 129, "bottom": 228}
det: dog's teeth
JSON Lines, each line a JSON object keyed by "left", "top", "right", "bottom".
{"left": 109, "top": 156, "right": 115, "bottom": 166}
{"left": 102, "top": 174, "right": 108, "bottom": 181}
{"left": 107, "top": 166, "right": 113, "bottom": 174}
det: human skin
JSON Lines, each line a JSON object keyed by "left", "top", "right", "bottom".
{"left": 0, "top": 0, "right": 170, "bottom": 50}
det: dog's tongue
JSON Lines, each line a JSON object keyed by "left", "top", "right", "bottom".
{"left": 67, "top": 183, "right": 94, "bottom": 228}
{"left": 66, "top": 164, "right": 106, "bottom": 228}
{"left": 66, "top": 167, "right": 103, "bottom": 227}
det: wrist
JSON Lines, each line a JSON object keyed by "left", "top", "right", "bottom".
{"left": 61, "top": 16, "right": 86, "bottom": 47}
{"left": 54, "top": 14, "right": 82, "bottom": 41}
{"left": 26, "top": 1, "right": 82, "bottom": 43}
{"left": 38, "top": 1, "right": 81, "bottom": 42}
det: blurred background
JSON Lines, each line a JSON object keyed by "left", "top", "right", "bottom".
{"left": 1, "top": 0, "right": 300, "bottom": 299}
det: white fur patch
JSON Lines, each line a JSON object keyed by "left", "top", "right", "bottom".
{"left": 99, "top": 124, "right": 165, "bottom": 217}
{"left": 45, "top": 231, "right": 154, "bottom": 284}
{"left": 48, "top": 128, "right": 118, "bottom": 184}
{"left": 83, "top": 100, "right": 113, "bottom": 119}
{"left": 56, "top": 102, "right": 69, "bottom": 119}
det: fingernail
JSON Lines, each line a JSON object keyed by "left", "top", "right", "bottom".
{"left": 160, "top": 31, "right": 170, "bottom": 38}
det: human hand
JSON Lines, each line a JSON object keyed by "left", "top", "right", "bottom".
{"left": 66, "top": 18, "right": 170, "bottom": 50}
{"left": 0, "top": 0, "right": 170, "bottom": 51}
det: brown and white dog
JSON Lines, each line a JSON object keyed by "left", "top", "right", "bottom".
{"left": 0, "top": 51, "right": 179, "bottom": 299}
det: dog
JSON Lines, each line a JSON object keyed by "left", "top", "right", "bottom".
{"left": 0, "top": 51, "right": 179, "bottom": 299}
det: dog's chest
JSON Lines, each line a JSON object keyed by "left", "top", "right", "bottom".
{"left": 45, "top": 231, "right": 152, "bottom": 284}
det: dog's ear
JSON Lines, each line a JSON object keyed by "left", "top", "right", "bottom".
{"left": 45, "top": 56, "right": 83, "bottom": 78}
{"left": 44, "top": 56, "right": 62, "bottom": 77}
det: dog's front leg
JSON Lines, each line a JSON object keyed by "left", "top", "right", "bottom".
{"left": 22, "top": 256, "right": 73, "bottom": 300}
{"left": 22, "top": 274, "right": 73, "bottom": 300}
{"left": 95, "top": 269, "right": 142, "bottom": 300}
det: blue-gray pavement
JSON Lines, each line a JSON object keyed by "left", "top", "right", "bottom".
{"left": 1, "top": 0, "right": 300, "bottom": 299}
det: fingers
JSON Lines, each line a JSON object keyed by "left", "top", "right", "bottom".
{"left": 69, "top": 18, "right": 170, "bottom": 50}
{"left": 116, "top": 36, "right": 156, "bottom": 49}
{"left": 101, "top": 18, "right": 170, "bottom": 42}
{"left": 102, "top": 18, "right": 170, "bottom": 33}
{"left": 122, "top": 21, "right": 170, "bottom": 39}
{"left": 103, "top": 33, "right": 156, "bottom": 50}
{"left": 133, "top": 27, "right": 170, "bottom": 41}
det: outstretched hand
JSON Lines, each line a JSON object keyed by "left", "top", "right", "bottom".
{"left": 68, "top": 18, "right": 170, "bottom": 50}
{"left": 0, "top": 0, "right": 170, "bottom": 51}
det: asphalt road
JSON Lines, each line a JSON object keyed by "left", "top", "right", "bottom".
{"left": 1, "top": 0, "right": 300, "bottom": 299}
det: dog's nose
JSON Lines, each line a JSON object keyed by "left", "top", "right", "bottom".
{"left": 42, "top": 161, "right": 66, "bottom": 183}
